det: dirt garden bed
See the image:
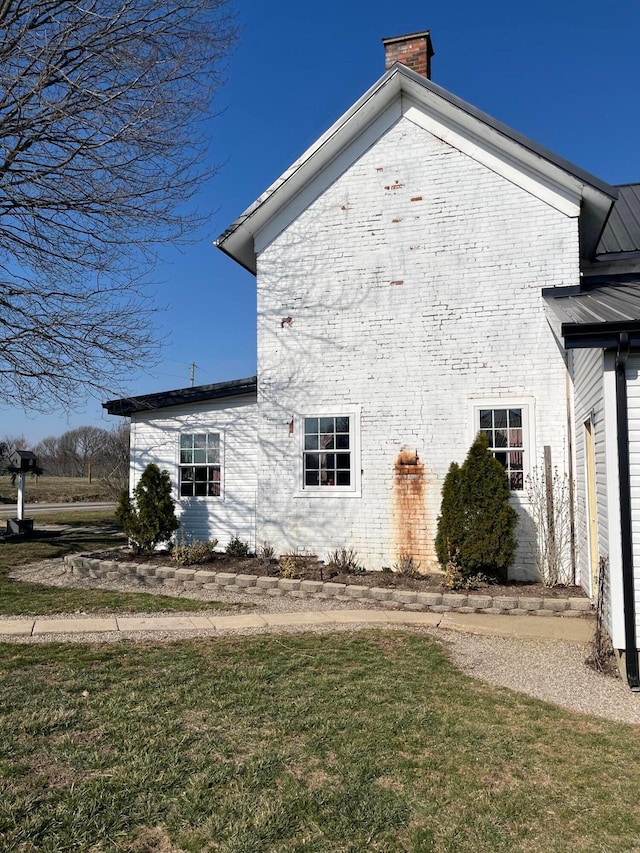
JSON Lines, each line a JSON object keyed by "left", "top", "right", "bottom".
{"left": 88, "top": 547, "right": 587, "bottom": 600}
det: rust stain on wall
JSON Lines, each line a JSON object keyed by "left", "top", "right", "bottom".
{"left": 393, "top": 449, "right": 431, "bottom": 568}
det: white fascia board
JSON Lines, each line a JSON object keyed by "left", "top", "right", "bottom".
{"left": 217, "top": 64, "right": 615, "bottom": 273}
{"left": 402, "top": 96, "right": 581, "bottom": 218}
{"left": 216, "top": 71, "right": 403, "bottom": 273}
{"left": 603, "top": 352, "right": 626, "bottom": 648}
{"left": 254, "top": 99, "right": 402, "bottom": 254}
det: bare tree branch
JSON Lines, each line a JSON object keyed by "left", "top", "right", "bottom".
{"left": 0, "top": 0, "right": 237, "bottom": 411}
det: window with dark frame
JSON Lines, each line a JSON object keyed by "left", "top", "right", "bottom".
{"left": 303, "top": 416, "right": 351, "bottom": 488}
{"left": 479, "top": 407, "right": 524, "bottom": 490}
{"left": 179, "top": 433, "right": 221, "bottom": 497}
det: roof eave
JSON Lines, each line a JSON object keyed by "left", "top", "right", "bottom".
{"left": 215, "top": 66, "right": 403, "bottom": 274}
{"left": 216, "top": 64, "right": 617, "bottom": 274}
{"left": 562, "top": 323, "right": 640, "bottom": 350}
{"left": 103, "top": 376, "right": 258, "bottom": 417}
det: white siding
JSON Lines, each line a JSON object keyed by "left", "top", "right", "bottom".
{"left": 625, "top": 356, "right": 640, "bottom": 640}
{"left": 130, "top": 395, "right": 258, "bottom": 550}
{"left": 572, "top": 349, "right": 608, "bottom": 587}
{"left": 255, "top": 113, "right": 579, "bottom": 575}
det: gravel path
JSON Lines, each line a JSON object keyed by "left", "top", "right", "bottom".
{"left": 7, "top": 558, "right": 640, "bottom": 727}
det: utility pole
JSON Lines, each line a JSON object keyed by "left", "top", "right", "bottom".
{"left": 190, "top": 362, "right": 197, "bottom": 387}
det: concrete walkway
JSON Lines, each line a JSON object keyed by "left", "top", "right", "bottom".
{"left": 0, "top": 609, "right": 594, "bottom": 643}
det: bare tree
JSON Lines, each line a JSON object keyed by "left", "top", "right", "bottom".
{"left": 0, "top": 0, "right": 237, "bottom": 411}
{"left": 34, "top": 422, "right": 129, "bottom": 483}
{"left": 97, "top": 421, "right": 130, "bottom": 498}
{"left": 31, "top": 434, "right": 62, "bottom": 474}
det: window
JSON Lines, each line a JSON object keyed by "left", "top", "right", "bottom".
{"left": 303, "top": 416, "right": 351, "bottom": 487}
{"left": 179, "top": 433, "right": 221, "bottom": 497}
{"left": 474, "top": 404, "right": 530, "bottom": 491}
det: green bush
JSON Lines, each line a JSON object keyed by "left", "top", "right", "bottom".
{"left": 435, "top": 432, "right": 518, "bottom": 583}
{"left": 116, "top": 463, "right": 179, "bottom": 554}
{"left": 225, "top": 534, "right": 251, "bottom": 558}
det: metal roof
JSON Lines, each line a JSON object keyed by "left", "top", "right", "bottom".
{"left": 544, "top": 280, "right": 640, "bottom": 348}
{"left": 103, "top": 376, "right": 257, "bottom": 417}
{"left": 596, "top": 184, "right": 640, "bottom": 256}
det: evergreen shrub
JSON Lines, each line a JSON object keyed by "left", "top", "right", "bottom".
{"left": 116, "top": 463, "right": 179, "bottom": 554}
{"left": 435, "top": 432, "right": 518, "bottom": 584}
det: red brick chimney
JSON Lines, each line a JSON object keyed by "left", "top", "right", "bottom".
{"left": 382, "top": 30, "right": 434, "bottom": 79}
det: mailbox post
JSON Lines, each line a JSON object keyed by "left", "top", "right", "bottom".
{"left": 6, "top": 450, "right": 38, "bottom": 536}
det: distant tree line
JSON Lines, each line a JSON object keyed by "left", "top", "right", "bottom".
{"left": 1, "top": 424, "right": 130, "bottom": 498}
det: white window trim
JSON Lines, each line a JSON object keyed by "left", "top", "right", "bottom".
{"left": 295, "top": 405, "right": 362, "bottom": 498}
{"left": 469, "top": 397, "right": 535, "bottom": 494}
{"left": 177, "top": 429, "right": 225, "bottom": 501}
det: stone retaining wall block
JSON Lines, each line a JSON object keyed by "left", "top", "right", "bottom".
{"left": 416, "top": 592, "right": 442, "bottom": 606}
{"left": 322, "top": 583, "right": 346, "bottom": 595}
{"left": 493, "top": 596, "right": 518, "bottom": 610}
{"left": 467, "top": 595, "right": 492, "bottom": 609}
{"left": 215, "top": 573, "right": 237, "bottom": 586}
{"left": 569, "top": 597, "right": 592, "bottom": 611}
{"left": 369, "top": 587, "right": 393, "bottom": 601}
{"left": 518, "top": 597, "right": 543, "bottom": 610}
{"left": 156, "top": 567, "right": 176, "bottom": 579}
{"left": 300, "top": 580, "right": 323, "bottom": 593}
{"left": 543, "top": 599, "right": 568, "bottom": 612}
{"left": 278, "top": 578, "right": 300, "bottom": 591}
{"left": 443, "top": 593, "right": 468, "bottom": 607}
{"left": 174, "top": 568, "right": 196, "bottom": 582}
{"left": 236, "top": 574, "right": 258, "bottom": 588}
{"left": 392, "top": 590, "right": 417, "bottom": 604}
{"left": 346, "top": 585, "right": 370, "bottom": 599}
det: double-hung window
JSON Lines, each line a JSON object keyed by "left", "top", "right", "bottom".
{"left": 472, "top": 401, "right": 532, "bottom": 492}
{"left": 300, "top": 410, "right": 361, "bottom": 495}
{"left": 304, "top": 416, "right": 351, "bottom": 487}
{"left": 179, "top": 432, "right": 221, "bottom": 497}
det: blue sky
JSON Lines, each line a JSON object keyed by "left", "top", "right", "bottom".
{"left": 5, "top": 0, "right": 640, "bottom": 444}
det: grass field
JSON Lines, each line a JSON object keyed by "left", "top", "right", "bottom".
{"left": 0, "top": 511, "right": 231, "bottom": 616}
{"left": 0, "top": 631, "right": 639, "bottom": 852}
{"left": 0, "top": 475, "right": 114, "bottom": 504}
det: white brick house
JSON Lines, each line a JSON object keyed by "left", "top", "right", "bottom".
{"left": 105, "top": 32, "right": 640, "bottom": 688}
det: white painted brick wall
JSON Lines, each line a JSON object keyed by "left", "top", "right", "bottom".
{"left": 130, "top": 396, "right": 258, "bottom": 550}
{"left": 255, "top": 116, "right": 579, "bottom": 576}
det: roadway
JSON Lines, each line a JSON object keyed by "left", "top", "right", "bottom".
{"left": 0, "top": 501, "right": 116, "bottom": 518}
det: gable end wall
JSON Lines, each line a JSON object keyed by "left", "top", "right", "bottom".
{"left": 255, "top": 116, "right": 579, "bottom": 573}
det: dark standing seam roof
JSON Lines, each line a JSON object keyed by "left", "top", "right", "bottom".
{"left": 596, "top": 184, "right": 640, "bottom": 255}
{"left": 103, "top": 376, "right": 257, "bottom": 416}
{"left": 544, "top": 280, "right": 640, "bottom": 348}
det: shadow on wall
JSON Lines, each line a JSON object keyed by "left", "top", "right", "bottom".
{"left": 131, "top": 398, "right": 258, "bottom": 551}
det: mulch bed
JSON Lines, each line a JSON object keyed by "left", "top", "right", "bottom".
{"left": 89, "top": 547, "right": 587, "bottom": 599}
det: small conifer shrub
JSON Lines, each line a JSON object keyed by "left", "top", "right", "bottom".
{"left": 225, "top": 534, "right": 251, "bottom": 558}
{"left": 435, "top": 432, "right": 518, "bottom": 583}
{"left": 116, "top": 463, "right": 179, "bottom": 554}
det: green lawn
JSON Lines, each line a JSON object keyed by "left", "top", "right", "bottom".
{"left": 0, "top": 631, "right": 638, "bottom": 852}
{"left": 0, "top": 511, "right": 231, "bottom": 616}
